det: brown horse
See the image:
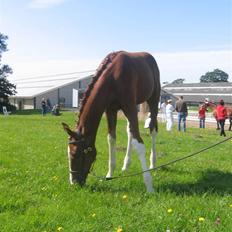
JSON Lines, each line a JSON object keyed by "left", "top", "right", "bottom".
{"left": 206, "top": 102, "right": 232, "bottom": 131}
{"left": 62, "top": 51, "right": 160, "bottom": 192}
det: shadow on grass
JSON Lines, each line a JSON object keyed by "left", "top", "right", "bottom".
{"left": 11, "top": 109, "right": 41, "bottom": 115}
{"left": 87, "top": 169, "right": 232, "bottom": 195}
{"left": 159, "top": 169, "right": 232, "bottom": 195}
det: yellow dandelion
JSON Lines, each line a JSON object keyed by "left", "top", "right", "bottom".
{"left": 52, "top": 176, "right": 58, "bottom": 181}
{"left": 122, "top": 194, "right": 128, "bottom": 200}
{"left": 167, "top": 208, "right": 173, "bottom": 213}
{"left": 92, "top": 213, "right": 96, "bottom": 218}
{"left": 57, "top": 226, "right": 63, "bottom": 231}
{"left": 116, "top": 227, "right": 123, "bottom": 232}
{"left": 199, "top": 217, "right": 205, "bottom": 222}
{"left": 229, "top": 204, "right": 232, "bottom": 208}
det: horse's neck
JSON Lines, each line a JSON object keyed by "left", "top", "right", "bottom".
{"left": 77, "top": 77, "right": 110, "bottom": 143}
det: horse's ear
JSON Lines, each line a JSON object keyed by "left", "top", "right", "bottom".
{"left": 62, "top": 122, "right": 79, "bottom": 139}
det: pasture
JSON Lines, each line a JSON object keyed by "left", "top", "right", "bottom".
{"left": 0, "top": 112, "right": 231, "bottom": 232}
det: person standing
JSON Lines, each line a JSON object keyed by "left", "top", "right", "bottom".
{"left": 144, "top": 112, "right": 151, "bottom": 129}
{"left": 46, "top": 98, "right": 52, "bottom": 112}
{"left": 160, "top": 101, "right": 167, "bottom": 122}
{"left": 166, "top": 99, "right": 174, "bottom": 131}
{"left": 216, "top": 99, "right": 227, "bottom": 137}
{"left": 175, "top": 96, "right": 188, "bottom": 132}
{"left": 41, "top": 98, "right": 46, "bottom": 116}
{"left": 198, "top": 103, "right": 207, "bottom": 128}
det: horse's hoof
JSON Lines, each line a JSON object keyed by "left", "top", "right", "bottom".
{"left": 147, "top": 187, "right": 154, "bottom": 193}
{"left": 106, "top": 173, "right": 112, "bottom": 178}
{"left": 121, "top": 166, "right": 127, "bottom": 172}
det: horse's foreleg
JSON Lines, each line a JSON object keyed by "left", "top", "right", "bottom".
{"left": 122, "top": 121, "right": 133, "bottom": 171}
{"left": 105, "top": 109, "right": 117, "bottom": 178}
{"left": 106, "top": 134, "right": 116, "bottom": 178}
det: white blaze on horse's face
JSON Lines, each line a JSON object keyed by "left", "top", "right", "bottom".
{"left": 62, "top": 122, "right": 96, "bottom": 186}
{"left": 67, "top": 139, "right": 96, "bottom": 186}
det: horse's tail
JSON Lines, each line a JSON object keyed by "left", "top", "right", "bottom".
{"left": 147, "top": 54, "right": 161, "bottom": 132}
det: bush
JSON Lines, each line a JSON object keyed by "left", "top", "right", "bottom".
{"left": 0, "top": 102, "right": 16, "bottom": 113}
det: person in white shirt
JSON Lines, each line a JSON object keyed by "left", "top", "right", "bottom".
{"left": 166, "top": 99, "right": 175, "bottom": 131}
{"left": 144, "top": 112, "right": 151, "bottom": 129}
{"left": 160, "top": 101, "right": 167, "bottom": 122}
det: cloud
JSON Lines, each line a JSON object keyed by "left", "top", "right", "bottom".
{"left": 8, "top": 58, "right": 100, "bottom": 81}
{"left": 28, "top": 0, "right": 68, "bottom": 9}
{"left": 154, "top": 50, "right": 232, "bottom": 83}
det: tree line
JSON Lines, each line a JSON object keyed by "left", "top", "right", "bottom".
{"left": 171, "top": 69, "right": 229, "bottom": 84}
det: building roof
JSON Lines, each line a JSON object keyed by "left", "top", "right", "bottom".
{"left": 11, "top": 72, "right": 94, "bottom": 98}
{"left": 163, "top": 82, "right": 232, "bottom": 103}
{"left": 164, "top": 82, "right": 232, "bottom": 88}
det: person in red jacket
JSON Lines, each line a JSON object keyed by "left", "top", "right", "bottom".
{"left": 198, "top": 103, "right": 207, "bottom": 128}
{"left": 216, "top": 99, "right": 227, "bottom": 136}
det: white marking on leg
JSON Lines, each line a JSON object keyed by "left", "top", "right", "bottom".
{"left": 122, "top": 121, "right": 133, "bottom": 171}
{"left": 67, "top": 146, "right": 74, "bottom": 184}
{"left": 106, "top": 134, "right": 116, "bottom": 178}
{"left": 150, "top": 129, "right": 157, "bottom": 169}
{"left": 132, "top": 138, "right": 154, "bottom": 193}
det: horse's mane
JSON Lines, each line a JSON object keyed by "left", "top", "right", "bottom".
{"left": 77, "top": 51, "right": 121, "bottom": 125}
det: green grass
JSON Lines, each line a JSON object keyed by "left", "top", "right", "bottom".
{"left": 0, "top": 112, "right": 231, "bottom": 232}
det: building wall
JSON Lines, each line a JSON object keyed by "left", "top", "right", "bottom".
{"left": 163, "top": 83, "right": 232, "bottom": 106}
{"left": 23, "top": 99, "right": 34, "bottom": 109}
{"left": 35, "top": 77, "right": 92, "bottom": 109}
{"left": 36, "top": 89, "right": 59, "bottom": 109}
{"left": 59, "top": 82, "right": 79, "bottom": 108}
{"left": 9, "top": 76, "right": 93, "bottom": 110}
{"left": 9, "top": 98, "right": 34, "bottom": 110}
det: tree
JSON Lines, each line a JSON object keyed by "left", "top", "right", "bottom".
{"left": 0, "top": 33, "right": 16, "bottom": 112}
{"left": 171, "top": 78, "right": 185, "bottom": 84}
{"left": 200, "top": 69, "right": 229, "bottom": 83}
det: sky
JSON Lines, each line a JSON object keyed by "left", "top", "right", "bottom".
{"left": 1, "top": 0, "right": 232, "bottom": 84}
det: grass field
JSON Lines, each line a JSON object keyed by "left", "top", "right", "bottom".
{"left": 0, "top": 112, "right": 232, "bottom": 232}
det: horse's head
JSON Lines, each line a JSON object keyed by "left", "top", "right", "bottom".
{"left": 62, "top": 122, "right": 96, "bottom": 186}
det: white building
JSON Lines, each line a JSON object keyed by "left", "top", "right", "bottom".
{"left": 9, "top": 73, "right": 93, "bottom": 110}
{"left": 162, "top": 82, "right": 232, "bottom": 106}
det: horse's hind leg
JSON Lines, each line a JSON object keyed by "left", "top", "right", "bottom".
{"left": 122, "top": 105, "right": 154, "bottom": 192}
{"left": 216, "top": 120, "right": 220, "bottom": 130}
{"left": 229, "top": 118, "right": 232, "bottom": 131}
{"left": 147, "top": 97, "right": 159, "bottom": 169}
{"left": 122, "top": 120, "right": 133, "bottom": 171}
{"left": 105, "top": 109, "right": 117, "bottom": 178}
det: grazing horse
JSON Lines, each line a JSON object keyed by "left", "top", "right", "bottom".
{"left": 62, "top": 51, "right": 161, "bottom": 192}
{"left": 206, "top": 102, "right": 232, "bottom": 131}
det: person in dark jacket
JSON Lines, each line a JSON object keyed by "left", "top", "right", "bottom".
{"left": 175, "top": 96, "right": 188, "bottom": 132}
{"left": 41, "top": 98, "right": 46, "bottom": 116}
{"left": 216, "top": 99, "right": 227, "bottom": 136}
